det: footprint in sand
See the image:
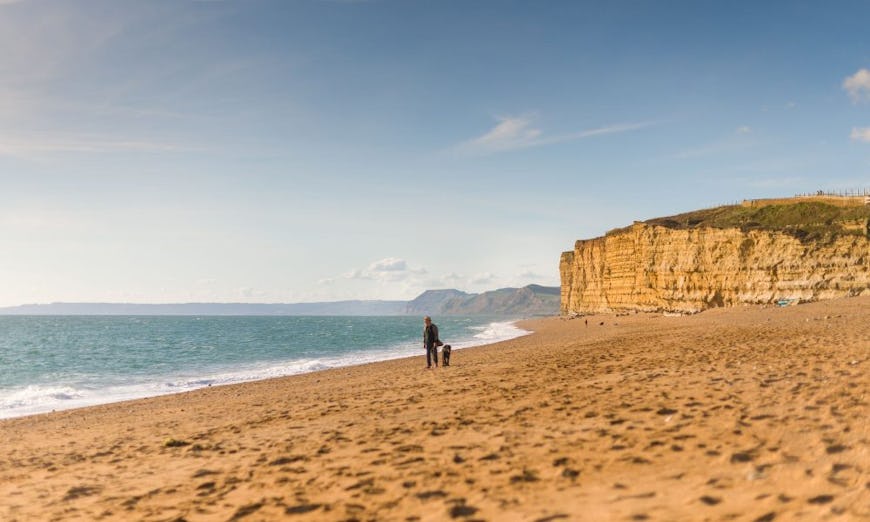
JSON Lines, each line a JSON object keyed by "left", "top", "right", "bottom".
{"left": 730, "top": 451, "right": 755, "bottom": 463}
{"left": 510, "top": 469, "right": 540, "bottom": 484}
{"left": 699, "top": 495, "right": 721, "bottom": 505}
{"left": 62, "top": 485, "right": 101, "bottom": 501}
{"left": 447, "top": 498, "right": 480, "bottom": 519}
{"left": 416, "top": 490, "right": 447, "bottom": 500}
{"left": 285, "top": 503, "right": 322, "bottom": 515}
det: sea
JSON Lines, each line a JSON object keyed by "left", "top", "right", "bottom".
{"left": 0, "top": 315, "right": 528, "bottom": 419}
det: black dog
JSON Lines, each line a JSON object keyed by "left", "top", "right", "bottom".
{"left": 442, "top": 344, "right": 451, "bottom": 366}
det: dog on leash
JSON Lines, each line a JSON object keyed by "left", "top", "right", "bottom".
{"left": 442, "top": 344, "right": 452, "bottom": 366}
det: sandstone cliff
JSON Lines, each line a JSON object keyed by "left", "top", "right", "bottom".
{"left": 561, "top": 203, "right": 870, "bottom": 315}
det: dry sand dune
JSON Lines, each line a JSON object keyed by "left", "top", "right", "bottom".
{"left": 1, "top": 297, "right": 868, "bottom": 521}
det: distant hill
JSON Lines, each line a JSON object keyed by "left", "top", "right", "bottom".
{"left": 0, "top": 285, "right": 561, "bottom": 317}
{"left": 404, "top": 289, "right": 472, "bottom": 315}
{"left": 405, "top": 285, "right": 560, "bottom": 316}
{"left": 0, "top": 301, "right": 407, "bottom": 316}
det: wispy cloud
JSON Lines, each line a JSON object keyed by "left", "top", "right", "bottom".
{"left": 238, "top": 286, "right": 267, "bottom": 299}
{"left": 850, "top": 127, "right": 870, "bottom": 143}
{"left": 369, "top": 257, "right": 407, "bottom": 272}
{"left": 335, "top": 258, "right": 426, "bottom": 283}
{"left": 0, "top": 3, "right": 126, "bottom": 86}
{"left": 0, "top": 3, "right": 237, "bottom": 160}
{"left": 843, "top": 68, "right": 870, "bottom": 103}
{"left": 455, "top": 115, "right": 652, "bottom": 155}
{"left": 736, "top": 126, "right": 752, "bottom": 134}
{"left": 317, "top": 259, "right": 558, "bottom": 300}
{"left": 469, "top": 272, "right": 496, "bottom": 285}
{"left": 442, "top": 272, "right": 464, "bottom": 283}
{"left": 464, "top": 115, "right": 541, "bottom": 153}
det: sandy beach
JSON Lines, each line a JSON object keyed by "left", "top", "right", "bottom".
{"left": 0, "top": 297, "right": 867, "bottom": 521}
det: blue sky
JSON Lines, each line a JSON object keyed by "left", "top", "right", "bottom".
{"left": 1, "top": 0, "right": 869, "bottom": 306}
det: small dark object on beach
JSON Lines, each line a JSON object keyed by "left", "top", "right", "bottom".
{"left": 510, "top": 469, "right": 540, "bottom": 483}
{"left": 285, "top": 503, "right": 322, "bottom": 515}
{"left": 63, "top": 485, "right": 101, "bottom": 501}
{"left": 730, "top": 452, "right": 754, "bottom": 463}
{"left": 442, "top": 344, "right": 452, "bottom": 366}
{"left": 449, "top": 504, "right": 479, "bottom": 518}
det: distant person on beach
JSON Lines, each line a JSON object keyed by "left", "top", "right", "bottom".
{"left": 423, "top": 316, "right": 440, "bottom": 368}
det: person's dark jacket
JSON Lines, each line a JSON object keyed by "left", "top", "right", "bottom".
{"left": 423, "top": 323, "right": 439, "bottom": 348}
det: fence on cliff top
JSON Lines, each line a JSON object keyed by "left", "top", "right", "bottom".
{"left": 742, "top": 189, "right": 870, "bottom": 208}
{"left": 794, "top": 188, "right": 870, "bottom": 198}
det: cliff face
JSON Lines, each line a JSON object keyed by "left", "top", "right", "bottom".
{"left": 560, "top": 223, "right": 870, "bottom": 314}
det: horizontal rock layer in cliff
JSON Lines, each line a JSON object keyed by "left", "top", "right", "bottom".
{"left": 560, "top": 222, "right": 870, "bottom": 314}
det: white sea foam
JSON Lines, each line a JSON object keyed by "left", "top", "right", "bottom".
{"left": 0, "top": 320, "right": 530, "bottom": 419}
{"left": 0, "top": 384, "right": 134, "bottom": 419}
{"left": 465, "top": 320, "right": 531, "bottom": 346}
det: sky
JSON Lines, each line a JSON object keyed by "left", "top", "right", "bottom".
{"left": 1, "top": 0, "right": 869, "bottom": 306}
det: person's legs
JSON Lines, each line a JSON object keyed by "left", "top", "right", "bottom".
{"left": 426, "top": 344, "right": 438, "bottom": 367}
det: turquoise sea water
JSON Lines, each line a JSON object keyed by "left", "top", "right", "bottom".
{"left": 0, "top": 316, "right": 527, "bottom": 419}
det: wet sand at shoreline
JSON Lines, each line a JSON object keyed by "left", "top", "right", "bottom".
{"left": 1, "top": 297, "right": 867, "bottom": 521}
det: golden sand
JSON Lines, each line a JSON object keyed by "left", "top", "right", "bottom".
{"left": 1, "top": 297, "right": 868, "bottom": 521}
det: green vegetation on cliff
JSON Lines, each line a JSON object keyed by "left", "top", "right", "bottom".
{"left": 637, "top": 202, "right": 870, "bottom": 242}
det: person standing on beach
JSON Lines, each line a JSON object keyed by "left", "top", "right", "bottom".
{"left": 423, "top": 316, "right": 440, "bottom": 368}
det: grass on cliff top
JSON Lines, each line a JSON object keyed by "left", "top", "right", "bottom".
{"left": 625, "top": 202, "right": 870, "bottom": 241}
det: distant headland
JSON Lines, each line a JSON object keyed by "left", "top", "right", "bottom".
{"left": 0, "top": 284, "right": 560, "bottom": 317}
